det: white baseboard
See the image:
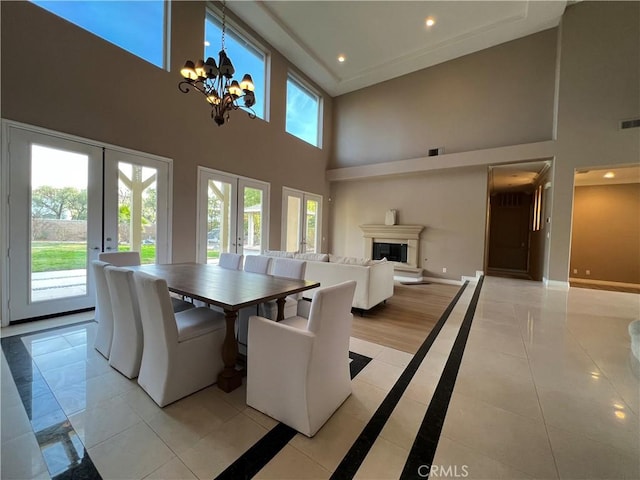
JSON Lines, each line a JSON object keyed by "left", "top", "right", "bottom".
{"left": 569, "top": 278, "right": 640, "bottom": 289}
{"left": 543, "top": 278, "right": 570, "bottom": 290}
{"left": 422, "top": 276, "right": 464, "bottom": 286}
{"left": 394, "top": 275, "right": 425, "bottom": 283}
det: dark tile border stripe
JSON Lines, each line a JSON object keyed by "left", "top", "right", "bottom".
{"left": 1, "top": 321, "right": 103, "bottom": 480}
{"left": 330, "top": 282, "right": 469, "bottom": 480}
{"left": 400, "top": 275, "right": 484, "bottom": 479}
{"left": 215, "top": 351, "right": 372, "bottom": 480}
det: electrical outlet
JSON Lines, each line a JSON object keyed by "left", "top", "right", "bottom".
{"left": 442, "top": 267, "right": 447, "bottom": 273}
{"left": 573, "top": 269, "right": 578, "bottom": 274}
{"left": 586, "top": 269, "right": 591, "bottom": 275}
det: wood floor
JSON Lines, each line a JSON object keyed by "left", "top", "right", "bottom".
{"left": 351, "top": 282, "right": 462, "bottom": 354}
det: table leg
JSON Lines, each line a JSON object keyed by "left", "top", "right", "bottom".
{"left": 217, "top": 309, "right": 242, "bottom": 392}
{"left": 276, "top": 297, "right": 286, "bottom": 321}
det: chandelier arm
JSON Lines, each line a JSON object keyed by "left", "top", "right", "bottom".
{"left": 178, "top": 80, "right": 209, "bottom": 98}
{"left": 243, "top": 108, "right": 257, "bottom": 120}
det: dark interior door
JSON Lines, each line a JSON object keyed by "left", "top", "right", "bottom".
{"left": 488, "top": 192, "right": 531, "bottom": 271}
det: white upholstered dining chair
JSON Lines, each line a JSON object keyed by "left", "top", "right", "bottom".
{"left": 262, "top": 257, "right": 307, "bottom": 320}
{"left": 133, "top": 271, "right": 227, "bottom": 407}
{"left": 247, "top": 280, "right": 356, "bottom": 437}
{"left": 104, "top": 266, "right": 144, "bottom": 378}
{"left": 219, "top": 252, "right": 243, "bottom": 270}
{"left": 236, "top": 255, "right": 273, "bottom": 355}
{"left": 92, "top": 260, "right": 114, "bottom": 359}
{"left": 243, "top": 255, "right": 272, "bottom": 274}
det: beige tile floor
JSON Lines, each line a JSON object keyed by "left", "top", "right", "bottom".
{"left": 1, "top": 276, "right": 638, "bottom": 479}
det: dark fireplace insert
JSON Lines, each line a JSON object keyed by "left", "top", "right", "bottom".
{"left": 372, "top": 242, "right": 408, "bottom": 263}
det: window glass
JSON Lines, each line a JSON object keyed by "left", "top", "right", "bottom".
{"left": 205, "top": 12, "right": 266, "bottom": 120}
{"left": 30, "top": 0, "right": 166, "bottom": 68}
{"left": 286, "top": 76, "right": 321, "bottom": 147}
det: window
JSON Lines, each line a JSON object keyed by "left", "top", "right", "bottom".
{"left": 286, "top": 75, "right": 321, "bottom": 147}
{"left": 30, "top": 1, "right": 167, "bottom": 68}
{"left": 282, "top": 188, "right": 322, "bottom": 253}
{"left": 205, "top": 11, "right": 267, "bottom": 120}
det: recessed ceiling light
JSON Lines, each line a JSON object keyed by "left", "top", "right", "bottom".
{"left": 603, "top": 171, "right": 615, "bottom": 179}
{"left": 204, "top": 40, "right": 210, "bottom": 47}
{"left": 337, "top": 55, "right": 346, "bottom": 63}
{"left": 426, "top": 17, "right": 435, "bottom": 27}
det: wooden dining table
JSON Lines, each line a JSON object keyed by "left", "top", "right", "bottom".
{"left": 133, "top": 263, "right": 320, "bottom": 392}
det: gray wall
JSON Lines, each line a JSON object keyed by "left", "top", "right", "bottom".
{"left": 550, "top": 1, "right": 640, "bottom": 281}
{"left": 1, "top": 1, "right": 333, "bottom": 261}
{"left": 331, "top": 29, "right": 557, "bottom": 168}
{"left": 570, "top": 184, "right": 640, "bottom": 285}
{"left": 330, "top": 29, "right": 558, "bottom": 280}
{"left": 329, "top": 167, "right": 488, "bottom": 281}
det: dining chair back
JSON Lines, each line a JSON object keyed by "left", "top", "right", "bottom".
{"left": 104, "top": 266, "right": 143, "bottom": 378}
{"left": 133, "top": 271, "right": 227, "bottom": 407}
{"left": 237, "top": 255, "right": 273, "bottom": 354}
{"left": 92, "top": 260, "right": 114, "bottom": 359}
{"left": 262, "top": 257, "right": 307, "bottom": 319}
{"left": 219, "top": 252, "right": 243, "bottom": 270}
{"left": 243, "top": 255, "right": 272, "bottom": 274}
{"left": 247, "top": 280, "right": 356, "bottom": 437}
{"left": 99, "top": 251, "right": 141, "bottom": 266}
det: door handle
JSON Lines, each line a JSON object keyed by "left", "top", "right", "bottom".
{"left": 92, "top": 247, "right": 100, "bottom": 251}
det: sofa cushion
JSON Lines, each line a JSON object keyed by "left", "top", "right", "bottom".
{"left": 329, "top": 254, "right": 371, "bottom": 266}
{"left": 294, "top": 253, "right": 329, "bottom": 262}
{"left": 264, "top": 250, "right": 296, "bottom": 258}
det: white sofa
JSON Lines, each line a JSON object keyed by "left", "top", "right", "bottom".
{"left": 264, "top": 251, "right": 394, "bottom": 311}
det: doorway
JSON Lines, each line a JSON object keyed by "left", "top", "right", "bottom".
{"left": 281, "top": 187, "right": 322, "bottom": 253}
{"left": 2, "top": 122, "right": 172, "bottom": 324}
{"left": 196, "top": 167, "right": 270, "bottom": 264}
{"left": 485, "top": 161, "right": 551, "bottom": 281}
{"left": 570, "top": 165, "right": 640, "bottom": 293}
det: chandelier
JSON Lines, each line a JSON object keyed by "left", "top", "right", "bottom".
{"left": 178, "top": 0, "right": 256, "bottom": 126}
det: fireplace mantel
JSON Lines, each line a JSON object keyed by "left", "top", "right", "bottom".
{"left": 359, "top": 224, "right": 425, "bottom": 275}
{"left": 359, "top": 224, "right": 424, "bottom": 240}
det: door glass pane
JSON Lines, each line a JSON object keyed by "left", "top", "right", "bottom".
{"left": 286, "top": 196, "right": 301, "bottom": 252}
{"left": 117, "top": 163, "right": 158, "bottom": 264}
{"left": 305, "top": 199, "right": 319, "bottom": 253}
{"left": 207, "top": 179, "right": 233, "bottom": 264}
{"left": 243, "top": 187, "right": 263, "bottom": 256}
{"left": 31, "top": 145, "right": 89, "bottom": 301}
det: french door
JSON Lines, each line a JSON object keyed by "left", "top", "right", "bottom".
{"left": 282, "top": 187, "right": 322, "bottom": 253}
{"left": 196, "top": 168, "right": 269, "bottom": 264}
{"left": 3, "top": 123, "right": 171, "bottom": 323}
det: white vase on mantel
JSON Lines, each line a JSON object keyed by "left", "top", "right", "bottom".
{"left": 385, "top": 209, "right": 397, "bottom": 226}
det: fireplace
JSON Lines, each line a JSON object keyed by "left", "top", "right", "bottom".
{"left": 360, "top": 224, "right": 425, "bottom": 276}
{"left": 373, "top": 242, "right": 408, "bottom": 263}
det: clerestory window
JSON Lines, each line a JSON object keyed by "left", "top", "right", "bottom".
{"left": 30, "top": 0, "right": 168, "bottom": 69}
{"left": 286, "top": 74, "right": 322, "bottom": 147}
{"left": 205, "top": 10, "right": 268, "bottom": 121}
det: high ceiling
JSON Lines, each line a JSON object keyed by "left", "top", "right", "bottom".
{"left": 228, "top": 1, "right": 567, "bottom": 96}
